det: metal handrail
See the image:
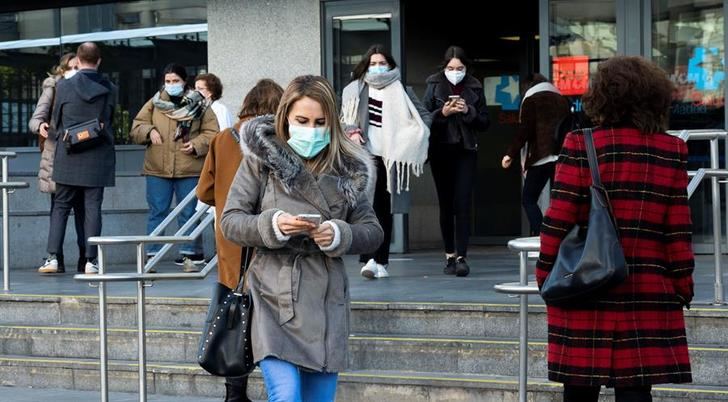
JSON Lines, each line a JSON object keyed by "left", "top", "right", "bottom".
{"left": 0, "top": 152, "right": 28, "bottom": 292}
{"left": 496, "top": 236, "right": 541, "bottom": 402}
{"left": 73, "top": 186, "right": 216, "bottom": 402}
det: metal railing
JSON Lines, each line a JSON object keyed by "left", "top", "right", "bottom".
{"left": 0, "top": 151, "right": 29, "bottom": 292}
{"left": 494, "top": 236, "right": 540, "bottom": 402}
{"left": 74, "top": 187, "right": 216, "bottom": 402}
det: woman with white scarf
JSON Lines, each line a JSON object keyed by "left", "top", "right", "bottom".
{"left": 341, "top": 44, "right": 431, "bottom": 280}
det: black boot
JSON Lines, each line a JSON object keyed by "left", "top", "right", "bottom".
{"left": 443, "top": 256, "right": 457, "bottom": 275}
{"left": 224, "top": 381, "right": 252, "bottom": 402}
{"left": 455, "top": 257, "right": 470, "bottom": 277}
{"left": 77, "top": 248, "right": 87, "bottom": 273}
{"left": 56, "top": 253, "right": 66, "bottom": 273}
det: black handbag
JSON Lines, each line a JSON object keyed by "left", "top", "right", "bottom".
{"left": 540, "top": 128, "right": 628, "bottom": 306}
{"left": 197, "top": 247, "right": 255, "bottom": 377}
{"left": 62, "top": 94, "right": 109, "bottom": 154}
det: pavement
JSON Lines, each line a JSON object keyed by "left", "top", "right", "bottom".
{"left": 0, "top": 386, "right": 224, "bottom": 402}
{"left": 2, "top": 246, "right": 725, "bottom": 305}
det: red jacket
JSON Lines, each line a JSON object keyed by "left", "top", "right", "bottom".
{"left": 536, "top": 127, "right": 693, "bottom": 387}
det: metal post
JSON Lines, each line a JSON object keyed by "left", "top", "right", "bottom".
{"left": 2, "top": 156, "right": 8, "bottom": 292}
{"left": 518, "top": 250, "right": 528, "bottom": 402}
{"left": 710, "top": 139, "right": 724, "bottom": 304}
{"left": 98, "top": 245, "right": 109, "bottom": 402}
{"left": 136, "top": 243, "right": 147, "bottom": 402}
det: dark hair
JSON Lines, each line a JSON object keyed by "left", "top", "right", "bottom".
{"left": 520, "top": 73, "right": 548, "bottom": 95}
{"left": 195, "top": 73, "right": 223, "bottom": 100}
{"left": 51, "top": 52, "right": 76, "bottom": 76}
{"left": 162, "top": 63, "right": 189, "bottom": 89}
{"left": 350, "top": 44, "right": 398, "bottom": 81}
{"left": 582, "top": 56, "right": 674, "bottom": 133}
{"left": 238, "top": 78, "right": 284, "bottom": 120}
{"left": 440, "top": 45, "right": 472, "bottom": 71}
{"left": 76, "top": 42, "right": 100, "bottom": 65}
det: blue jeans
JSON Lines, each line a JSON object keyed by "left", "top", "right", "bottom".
{"left": 259, "top": 357, "right": 338, "bottom": 402}
{"left": 145, "top": 176, "right": 203, "bottom": 256}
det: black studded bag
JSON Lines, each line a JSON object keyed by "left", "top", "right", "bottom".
{"left": 197, "top": 247, "right": 255, "bottom": 377}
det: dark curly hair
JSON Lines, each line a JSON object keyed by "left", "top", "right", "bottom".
{"left": 582, "top": 56, "right": 674, "bottom": 133}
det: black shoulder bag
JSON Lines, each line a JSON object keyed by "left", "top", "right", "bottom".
{"left": 62, "top": 93, "right": 109, "bottom": 154}
{"left": 540, "top": 128, "right": 628, "bottom": 306}
{"left": 197, "top": 168, "right": 268, "bottom": 377}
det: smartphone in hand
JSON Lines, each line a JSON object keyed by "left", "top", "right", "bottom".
{"left": 296, "top": 214, "right": 322, "bottom": 226}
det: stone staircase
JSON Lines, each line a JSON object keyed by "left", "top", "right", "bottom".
{"left": 1, "top": 294, "right": 727, "bottom": 401}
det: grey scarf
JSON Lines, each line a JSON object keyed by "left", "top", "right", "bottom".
{"left": 363, "top": 67, "right": 402, "bottom": 90}
{"left": 152, "top": 90, "right": 209, "bottom": 122}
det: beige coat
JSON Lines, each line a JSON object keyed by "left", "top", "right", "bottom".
{"left": 220, "top": 116, "right": 383, "bottom": 372}
{"left": 30, "top": 77, "right": 58, "bottom": 193}
{"left": 130, "top": 91, "right": 219, "bottom": 178}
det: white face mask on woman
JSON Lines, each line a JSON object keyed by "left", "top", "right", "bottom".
{"left": 445, "top": 69, "right": 466, "bottom": 85}
{"left": 63, "top": 70, "right": 77, "bottom": 80}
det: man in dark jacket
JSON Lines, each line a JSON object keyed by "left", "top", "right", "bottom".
{"left": 38, "top": 42, "right": 117, "bottom": 275}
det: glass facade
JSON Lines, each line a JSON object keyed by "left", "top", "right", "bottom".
{"left": 332, "top": 15, "right": 391, "bottom": 93}
{"left": 0, "top": 0, "right": 207, "bottom": 148}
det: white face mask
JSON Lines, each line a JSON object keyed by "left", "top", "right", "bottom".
{"left": 445, "top": 70, "right": 466, "bottom": 85}
{"left": 63, "top": 70, "right": 77, "bottom": 80}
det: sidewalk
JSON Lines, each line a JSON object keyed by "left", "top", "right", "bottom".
{"left": 0, "top": 386, "right": 225, "bottom": 402}
{"left": 4, "top": 246, "right": 724, "bottom": 305}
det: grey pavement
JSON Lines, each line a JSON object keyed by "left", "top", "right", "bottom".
{"left": 0, "top": 386, "right": 227, "bottom": 402}
{"left": 2, "top": 246, "right": 724, "bottom": 305}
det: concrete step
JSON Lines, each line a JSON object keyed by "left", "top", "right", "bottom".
{"left": 1, "top": 355, "right": 727, "bottom": 401}
{"left": 0, "top": 325, "right": 725, "bottom": 387}
{"left": 2, "top": 294, "right": 727, "bottom": 345}
{"left": 0, "top": 385, "right": 226, "bottom": 402}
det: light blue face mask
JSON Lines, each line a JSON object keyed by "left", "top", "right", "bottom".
{"left": 287, "top": 123, "right": 331, "bottom": 159}
{"left": 368, "top": 65, "right": 389, "bottom": 75}
{"left": 165, "top": 83, "right": 185, "bottom": 97}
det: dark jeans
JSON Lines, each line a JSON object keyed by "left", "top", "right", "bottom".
{"left": 50, "top": 190, "right": 86, "bottom": 256}
{"left": 522, "top": 162, "right": 555, "bottom": 235}
{"left": 430, "top": 144, "right": 477, "bottom": 257}
{"left": 563, "top": 385, "right": 652, "bottom": 402}
{"left": 360, "top": 157, "right": 392, "bottom": 265}
{"left": 47, "top": 184, "right": 104, "bottom": 259}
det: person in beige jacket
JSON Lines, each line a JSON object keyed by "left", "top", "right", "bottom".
{"left": 130, "top": 63, "right": 218, "bottom": 266}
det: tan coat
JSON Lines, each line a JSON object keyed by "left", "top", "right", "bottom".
{"left": 220, "top": 116, "right": 383, "bottom": 372}
{"left": 197, "top": 120, "right": 246, "bottom": 290}
{"left": 130, "top": 91, "right": 219, "bottom": 177}
{"left": 29, "top": 77, "right": 58, "bottom": 193}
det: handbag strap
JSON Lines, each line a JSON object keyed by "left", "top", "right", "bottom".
{"left": 582, "top": 128, "right": 603, "bottom": 188}
{"left": 233, "top": 166, "right": 270, "bottom": 294}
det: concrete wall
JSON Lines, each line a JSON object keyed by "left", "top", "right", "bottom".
{"left": 207, "top": 0, "right": 322, "bottom": 116}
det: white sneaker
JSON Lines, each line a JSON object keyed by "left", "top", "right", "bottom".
{"left": 374, "top": 264, "right": 390, "bottom": 278}
{"left": 38, "top": 256, "right": 59, "bottom": 274}
{"left": 85, "top": 260, "right": 99, "bottom": 274}
{"left": 360, "top": 259, "right": 377, "bottom": 279}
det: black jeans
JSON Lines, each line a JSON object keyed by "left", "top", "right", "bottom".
{"left": 48, "top": 184, "right": 104, "bottom": 259}
{"left": 50, "top": 190, "right": 86, "bottom": 256}
{"left": 360, "top": 157, "right": 392, "bottom": 265}
{"left": 430, "top": 144, "right": 477, "bottom": 257}
{"left": 563, "top": 385, "right": 652, "bottom": 402}
{"left": 522, "top": 162, "right": 555, "bottom": 235}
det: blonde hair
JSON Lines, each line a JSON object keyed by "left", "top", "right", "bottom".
{"left": 274, "top": 75, "right": 368, "bottom": 176}
{"left": 50, "top": 53, "right": 76, "bottom": 77}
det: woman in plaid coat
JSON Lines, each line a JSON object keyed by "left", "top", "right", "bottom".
{"left": 536, "top": 56, "right": 694, "bottom": 402}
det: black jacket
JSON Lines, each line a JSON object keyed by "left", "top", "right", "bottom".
{"left": 51, "top": 69, "right": 117, "bottom": 188}
{"left": 423, "top": 72, "right": 489, "bottom": 151}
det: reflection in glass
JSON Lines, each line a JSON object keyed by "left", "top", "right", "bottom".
{"left": 332, "top": 16, "right": 391, "bottom": 93}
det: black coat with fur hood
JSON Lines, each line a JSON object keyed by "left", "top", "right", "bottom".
{"left": 220, "top": 116, "right": 384, "bottom": 372}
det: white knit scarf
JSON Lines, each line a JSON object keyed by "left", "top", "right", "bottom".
{"left": 341, "top": 68, "right": 429, "bottom": 194}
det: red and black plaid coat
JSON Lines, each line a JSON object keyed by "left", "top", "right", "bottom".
{"left": 536, "top": 127, "right": 694, "bottom": 387}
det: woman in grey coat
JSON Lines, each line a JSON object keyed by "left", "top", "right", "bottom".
{"left": 221, "top": 75, "right": 383, "bottom": 402}
{"left": 28, "top": 52, "right": 87, "bottom": 274}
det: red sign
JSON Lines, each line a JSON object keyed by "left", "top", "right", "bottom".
{"left": 552, "top": 56, "right": 590, "bottom": 95}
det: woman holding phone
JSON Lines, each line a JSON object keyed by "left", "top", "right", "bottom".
{"left": 221, "top": 75, "right": 384, "bottom": 402}
{"left": 423, "top": 45, "right": 490, "bottom": 277}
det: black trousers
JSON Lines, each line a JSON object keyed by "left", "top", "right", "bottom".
{"left": 360, "top": 157, "right": 392, "bottom": 265}
{"left": 563, "top": 385, "right": 652, "bottom": 402}
{"left": 50, "top": 190, "right": 86, "bottom": 255}
{"left": 430, "top": 144, "right": 477, "bottom": 257}
{"left": 522, "top": 162, "right": 555, "bottom": 235}
{"left": 47, "top": 184, "right": 104, "bottom": 259}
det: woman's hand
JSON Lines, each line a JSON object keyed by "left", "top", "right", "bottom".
{"left": 181, "top": 141, "right": 196, "bottom": 155}
{"left": 501, "top": 155, "right": 512, "bottom": 169}
{"left": 276, "top": 213, "right": 318, "bottom": 236}
{"left": 39, "top": 122, "right": 49, "bottom": 138}
{"left": 311, "top": 222, "right": 334, "bottom": 248}
{"left": 150, "top": 129, "right": 163, "bottom": 145}
{"left": 454, "top": 99, "right": 469, "bottom": 114}
{"left": 346, "top": 128, "right": 365, "bottom": 145}
{"left": 441, "top": 100, "right": 458, "bottom": 117}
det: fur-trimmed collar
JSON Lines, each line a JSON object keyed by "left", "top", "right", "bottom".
{"left": 240, "top": 115, "right": 373, "bottom": 209}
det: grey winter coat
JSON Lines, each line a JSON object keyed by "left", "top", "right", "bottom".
{"left": 220, "top": 116, "right": 384, "bottom": 372}
{"left": 51, "top": 69, "right": 117, "bottom": 188}
{"left": 29, "top": 76, "right": 58, "bottom": 193}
